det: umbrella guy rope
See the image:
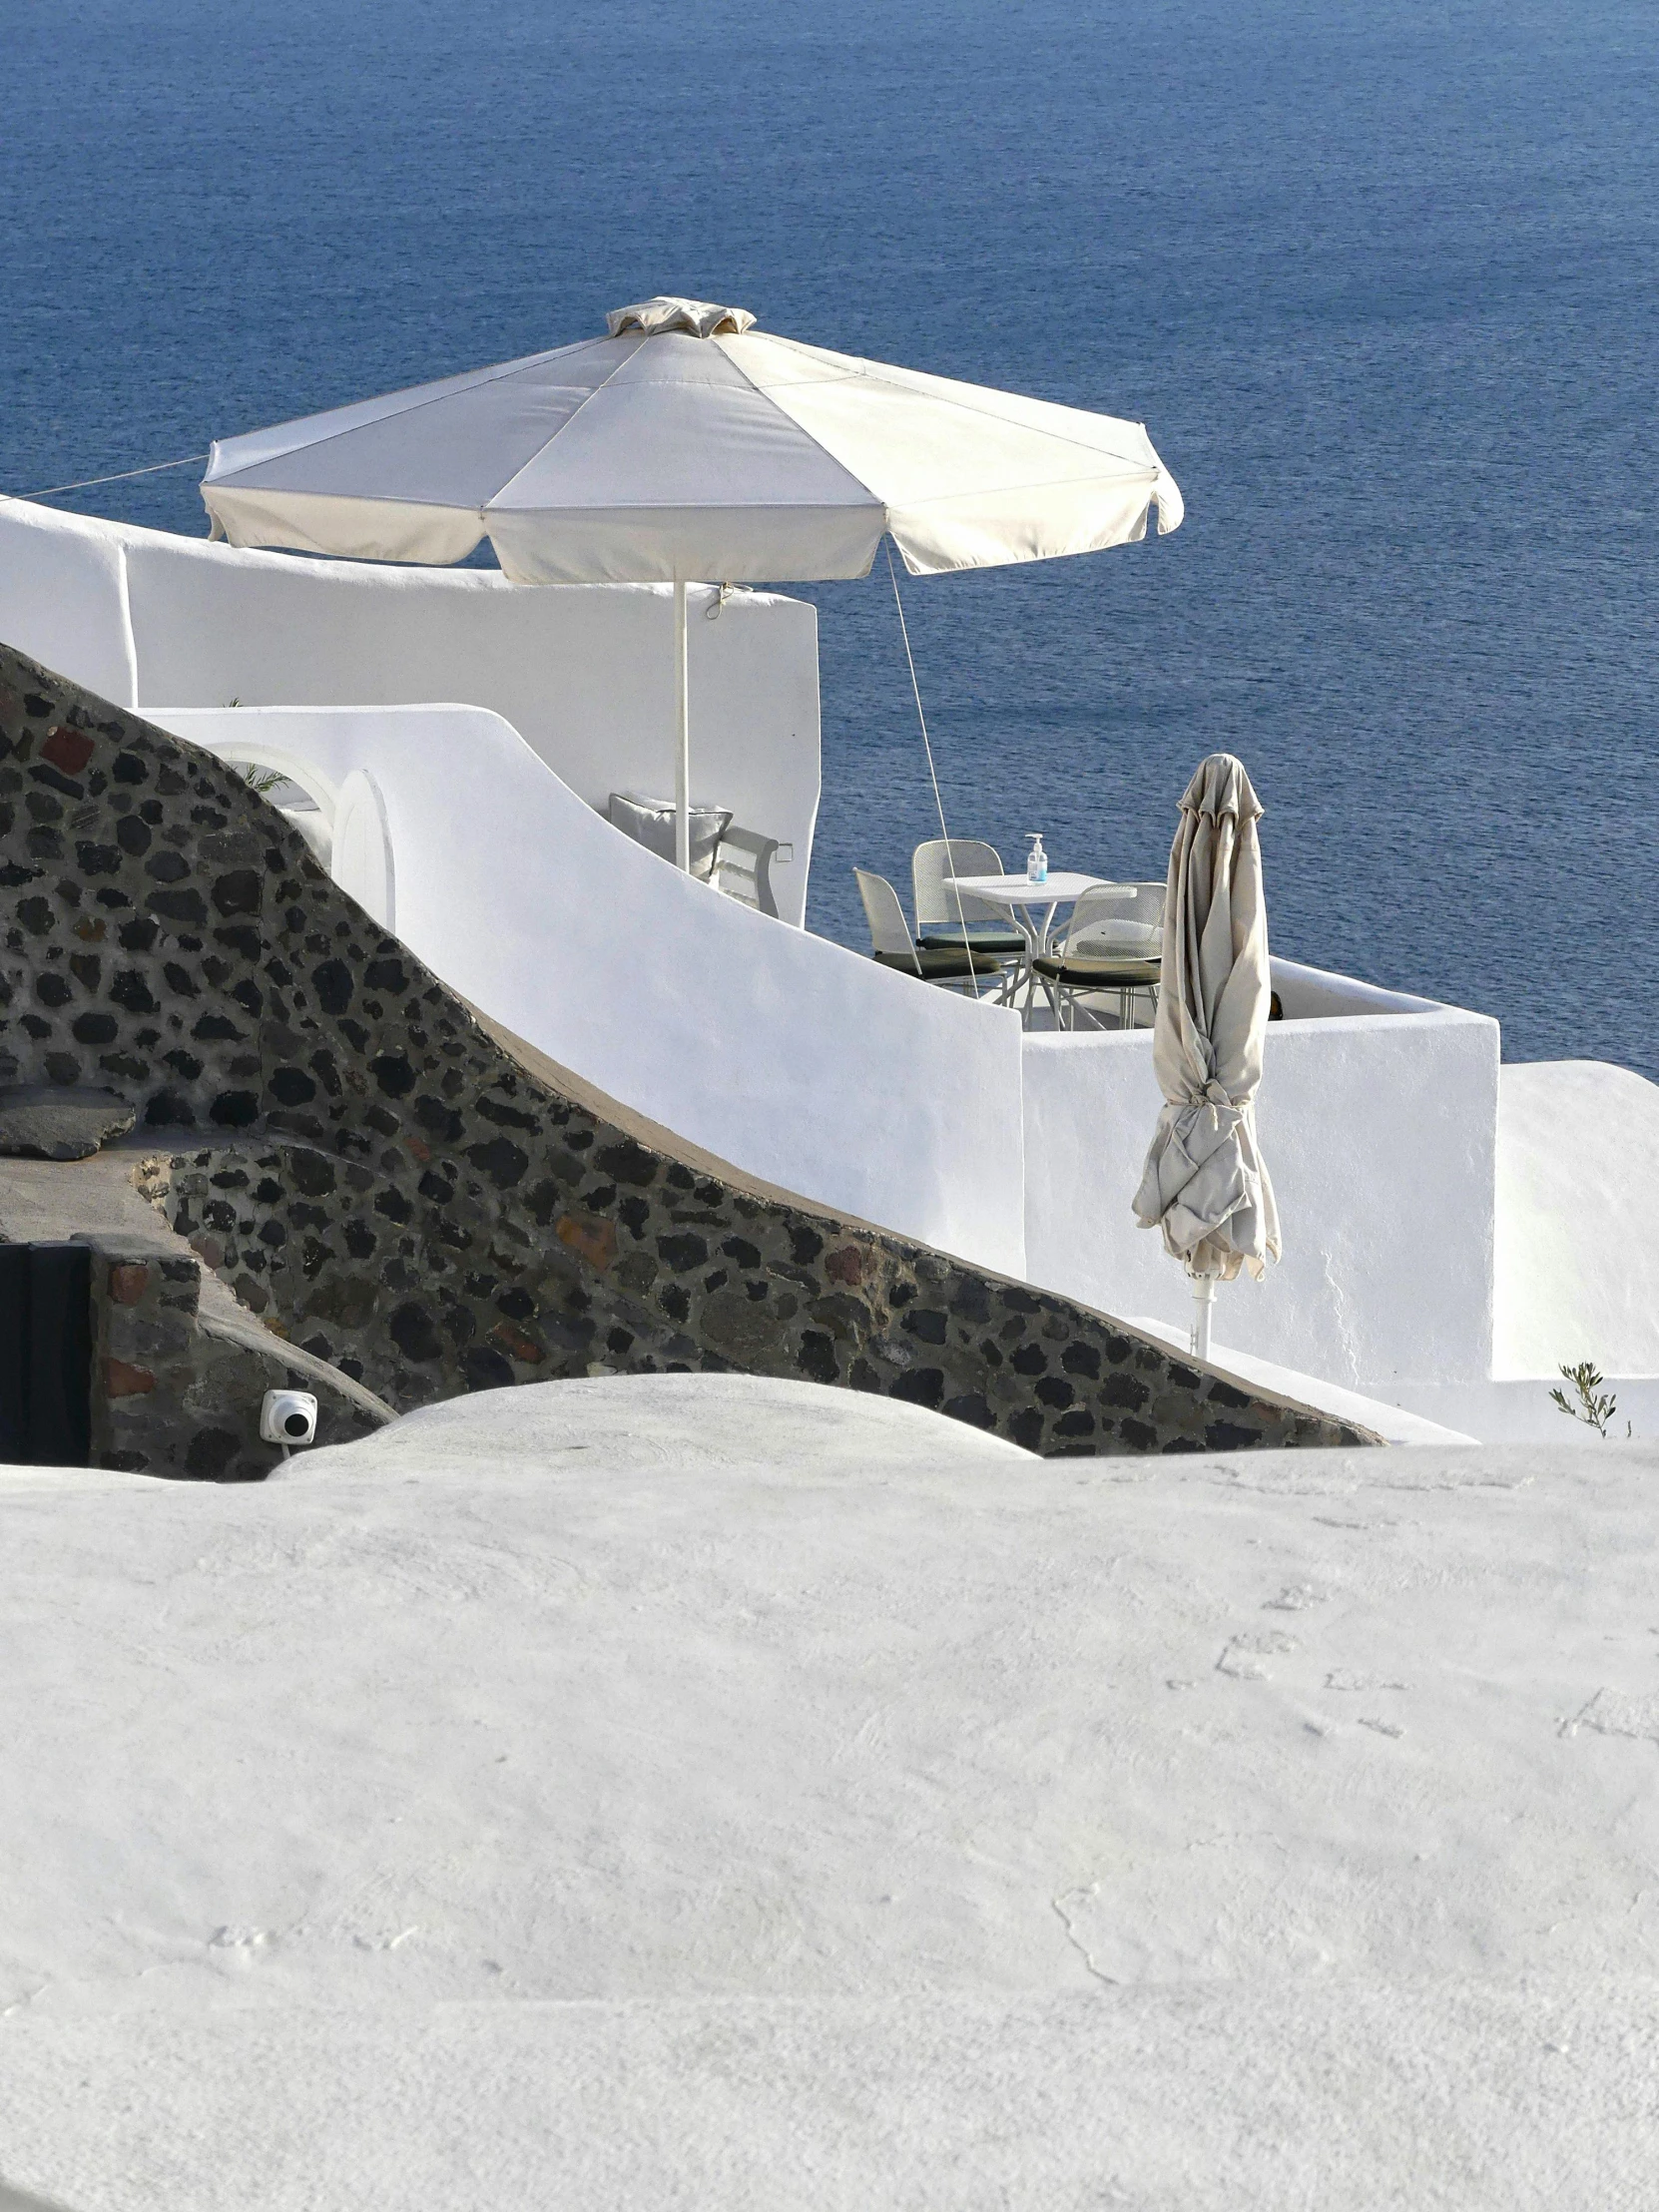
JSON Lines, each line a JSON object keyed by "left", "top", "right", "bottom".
{"left": 884, "top": 541, "right": 962, "bottom": 928}
{"left": 1, "top": 452, "right": 209, "bottom": 504}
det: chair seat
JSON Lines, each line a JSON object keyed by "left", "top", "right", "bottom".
{"left": 875, "top": 946, "right": 1004, "bottom": 979}
{"left": 915, "top": 923, "right": 1025, "bottom": 955}
{"left": 1032, "top": 953, "right": 1162, "bottom": 986}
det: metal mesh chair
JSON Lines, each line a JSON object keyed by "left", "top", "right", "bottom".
{"left": 1030, "top": 881, "right": 1165, "bottom": 1029}
{"left": 910, "top": 838, "right": 1027, "bottom": 954}
{"left": 854, "top": 869, "right": 1005, "bottom": 995}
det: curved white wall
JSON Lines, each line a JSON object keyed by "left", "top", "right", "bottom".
{"left": 1494, "top": 1060, "right": 1659, "bottom": 1380}
{"left": 153, "top": 705, "right": 1028, "bottom": 1277}
{"left": 3, "top": 495, "right": 1573, "bottom": 1395}
{"left": 146, "top": 702, "right": 1514, "bottom": 1390}
{"left": 0, "top": 502, "right": 821, "bottom": 927}
{"left": 0, "top": 500, "right": 137, "bottom": 709}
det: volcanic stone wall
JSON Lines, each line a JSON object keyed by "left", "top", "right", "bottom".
{"left": 0, "top": 641, "right": 1376, "bottom": 1455}
{"left": 89, "top": 1238, "right": 390, "bottom": 1478}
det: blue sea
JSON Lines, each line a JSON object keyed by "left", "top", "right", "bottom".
{"left": 3, "top": 0, "right": 1654, "bottom": 1072}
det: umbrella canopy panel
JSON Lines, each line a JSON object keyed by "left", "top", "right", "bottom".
{"left": 202, "top": 296, "right": 1183, "bottom": 585}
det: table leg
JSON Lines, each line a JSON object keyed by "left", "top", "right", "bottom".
{"left": 1020, "top": 900, "right": 1064, "bottom": 1028}
{"left": 1015, "top": 909, "right": 1046, "bottom": 1025}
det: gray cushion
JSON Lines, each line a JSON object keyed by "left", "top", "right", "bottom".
{"left": 608, "top": 792, "right": 734, "bottom": 881}
{"left": 916, "top": 923, "right": 1025, "bottom": 954}
{"left": 1032, "top": 953, "right": 1161, "bottom": 985}
{"left": 875, "top": 947, "right": 1003, "bottom": 979}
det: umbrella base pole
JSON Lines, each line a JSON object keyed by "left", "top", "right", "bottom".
{"left": 673, "top": 579, "right": 691, "bottom": 872}
{"left": 1190, "top": 1276, "right": 1216, "bottom": 1362}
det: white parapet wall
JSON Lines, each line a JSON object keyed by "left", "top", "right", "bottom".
{"left": 153, "top": 705, "right": 1029, "bottom": 1279}
{"left": 3, "top": 497, "right": 1546, "bottom": 1397}
{"left": 156, "top": 700, "right": 1507, "bottom": 1395}
{"left": 1022, "top": 961, "right": 1501, "bottom": 1391}
{"left": 1384, "top": 1375, "right": 1659, "bottom": 1443}
{"left": 0, "top": 499, "right": 823, "bottom": 926}
{"left": 0, "top": 500, "right": 139, "bottom": 709}
{"left": 1493, "top": 1058, "right": 1659, "bottom": 1381}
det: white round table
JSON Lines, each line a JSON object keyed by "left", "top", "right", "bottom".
{"left": 942, "top": 871, "right": 1129, "bottom": 958}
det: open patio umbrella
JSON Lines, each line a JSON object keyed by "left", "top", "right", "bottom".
{"left": 1132, "top": 754, "right": 1280, "bottom": 1358}
{"left": 201, "top": 295, "right": 1183, "bottom": 870}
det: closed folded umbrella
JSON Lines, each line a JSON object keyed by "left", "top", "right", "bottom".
{"left": 202, "top": 295, "right": 1182, "bottom": 869}
{"left": 1133, "top": 754, "right": 1280, "bottom": 1356}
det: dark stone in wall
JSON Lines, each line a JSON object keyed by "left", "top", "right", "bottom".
{"left": 0, "top": 642, "right": 1378, "bottom": 1457}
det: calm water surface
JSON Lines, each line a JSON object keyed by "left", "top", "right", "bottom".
{"left": 2, "top": 0, "right": 1654, "bottom": 1069}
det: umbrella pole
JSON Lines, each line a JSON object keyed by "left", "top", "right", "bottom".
{"left": 673, "top": 579, "right": 691, "bottom": 872}
{"left": 1190, "top": 1275, "right": 1216, "bottom": 1361}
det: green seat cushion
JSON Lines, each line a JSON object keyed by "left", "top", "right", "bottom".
{"left": 1032, "top": 953, "right": 1162, "bottom": 985}
{"left": 874, "top": 946, "right": 1004, "bottom": 979}
{"left": 915, "top": 922, "right": 1025, "bottom": 955}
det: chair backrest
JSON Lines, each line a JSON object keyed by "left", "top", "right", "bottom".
{"left": 912, "top": 837, "right": 1005, "bottom": 931}
{"left": 854, "top": 868, "right": 918, "bottom": 965}
{"left": 1064, "top": 880, "right": 1166, "bottom": 956}
{"left": 713, "top": 827, "right": 784, "bottom": 917}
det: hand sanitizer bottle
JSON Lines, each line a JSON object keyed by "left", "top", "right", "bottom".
{"left": 1025, "top": 832, "right": 1048, "bottom": 886}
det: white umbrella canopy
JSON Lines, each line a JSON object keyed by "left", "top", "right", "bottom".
{"left": 1133, "top": 754, "right": 1280, "bottom": 1356}
{"left": 202, "top": 295, "right": 1184, "bottom": 865}
{"left": 202, "top": 294, "right": 1183, "bottom": 581}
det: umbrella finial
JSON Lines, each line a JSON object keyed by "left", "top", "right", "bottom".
{"left": 606, "top": 296, "right": 758, "bottom": 339}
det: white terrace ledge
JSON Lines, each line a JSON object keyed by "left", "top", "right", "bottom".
{"left": 0, "top": 496, "right": 1506, "bottom": 1403}
{"left": 1021, "top": 961, "right": 1500, "bottom": 1394}
{"left": 1269, "top": 957, "right": 1443, "bottom": 1022}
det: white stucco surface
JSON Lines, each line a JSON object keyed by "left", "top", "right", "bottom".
{"left": 16, "top": 497, "right": 1636, "bottom": 1403}
{"left": 1387, "top": 1374, "right": 1659, "bottom": 1443}
{"left": 153, "top": 704, "right": 1029, "bottom": 1275}
{"left": 1125, "top": 1315, "right": 1478, "bottom": 1444}
{"left": 154, "top": 703, "right": 1511, "bottom": 1378}
{"left": 1493, "top": 1058, "right": 1659, "bottom": 1380}
{"left": 0, "top": 502, "right": 136, "bottom": 709}
{"left": 68, "top": 681, "right": 1503, "bottom": 1384}
{"left": 1023, "top": 967, "right": 1501, "bottom": 1390}
{"left": 4, "top": 1375, "right": 1659, "bottom": 2209}
{"left": 0, "top": 501, "right": 823, "bottom": 923}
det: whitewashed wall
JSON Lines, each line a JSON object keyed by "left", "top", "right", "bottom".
{"left": 0, "top": 502, "right": 822, "bottom": 926}
{"left": 1493, "top": 1059, "right": 1659, "bottom": 1380}
{"left": 3, "top": 498, "right": 1525, "bottom": 1393}
{"left": 1022, "top": 962, "right": 1501, "bottom": 1389}
{"left": 1386, "top": 1376, "right": 1659, "bottom": 1442}
{"left": 0, "top": 501, "right": 138, "bottom": 708}
{"left": 157, "top": 705, "right": 1507, "bottom": 1390}
{"left": 154, "top": 705, "right": 1028, "bottom": 1277}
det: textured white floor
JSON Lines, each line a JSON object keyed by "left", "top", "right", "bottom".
{"left": 3, "top": 1377, "right": 1658, "bottom": 2209}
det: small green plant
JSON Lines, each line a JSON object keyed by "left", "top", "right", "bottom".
{"left": 242, "top": 763, "right": 283, "bottom": 797}
{"left": 1550, "top": 1361, "right": 1630, "bottom": 1438}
